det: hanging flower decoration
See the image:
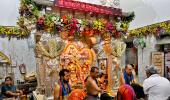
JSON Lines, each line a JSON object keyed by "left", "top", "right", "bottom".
{"left": 80, "top": 21, "right": 94, "bottom": 37}
{"left": 113, "top": 12, "right": 135, "bottom": 38}
{"left": 93, "top": 20, "right": 105, "bottom": 32}
{"left": 106, "top": 22, "right": 114, "bottom": 32}
{"left": 0, "top": 26, "right": 30, "bottom": 39}
{"left": 68, "top": 18, "right": 79, "bottom": 36}
{"left": 129, "top": 20, "right": 170, "bottom": 37}
{"left": 0, "top": 0, "right": 135, "bottom": 40}
{"left": 44, "top": 14, "right": 59, "bottom": 34}
{"left": 61, "top": 15, "right": 69, "bottom": 25}
{"left": 19, "top": 0, "right": 40, "bottom": 19}
{"left": 133, "top": 37, "right": 146, "bottom": 49}
{"left": 2, "top": 0, "right": 170, "bottom": 42}
{"left": 120, "top": 22, "right": 129, "bottom": 32}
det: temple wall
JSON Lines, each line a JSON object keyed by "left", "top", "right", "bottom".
{"left": 137, "top": 36, "right": 157, "bottom": 84}
{"left": 0, "top": 38, "right": 36, "bottom": 83}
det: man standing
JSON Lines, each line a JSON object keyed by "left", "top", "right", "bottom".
{"left": 54, "top": 69, "right": 71, "bottom": 100}
{"left": 1, "top": 77, "right": 23, "bottom": 99}
{"left": 143, "top": 65, "right": 170, "bottom": 100}
{"left": 85, "top": 67, "right": 101, "bottom": 100}
{"left": 122, "top": 64, "right": 136, "bottom": 85}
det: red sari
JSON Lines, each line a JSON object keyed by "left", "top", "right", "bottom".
{"left": 117, "top": 85, "right": 136, "bottom": 100}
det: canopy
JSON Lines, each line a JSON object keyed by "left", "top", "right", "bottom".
{"left": 55, "top": 0, "right": 122, "bottom": 16}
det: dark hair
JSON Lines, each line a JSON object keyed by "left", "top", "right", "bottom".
{"left": 5, "top": 76, "right": 12, "bottom": 82}
{"left": 130, "top": 64, "right": 135, "bottom": 68}
{"left": 131, "top": 83, "right": 145, "bottom": 99}
{"left": 99, "top": 73, "right": 104, "bottom": 78}
{"left": 90, "top": 66, "right": 99, "bottom": 72}
{"left": 99, "top": 73, "right": 108, "bottom": 79}
{"left": 59, "top": 69, "right": 70, "bottom": 78}
{"left": 101, "top": 93, "right": 114, "bottom": 100}
{"left": 125, "top": 65, "right": 128, "bottom": 69}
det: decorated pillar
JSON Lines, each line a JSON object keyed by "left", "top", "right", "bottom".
{"left": 34, "top": 33, "right": 46, "bottom": 94}
{"left": 35, "top": 33, "right": 66, "bottom": 96}
{"left": 103, "top": 38, "right": 126, "bottom": 96}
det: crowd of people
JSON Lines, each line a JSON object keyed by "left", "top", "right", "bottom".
{"left": 53, "top": 64, "right": 170, "bottom": 100}
{"left": 1, "top": 64, "right": 170, "bottom": 100}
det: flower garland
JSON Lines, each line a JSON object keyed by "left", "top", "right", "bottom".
{"left": 0, "top": 0, "right": 134, "bottom": 40}
{"left": 0, "top": 26, "right": 19, "bottom": 38}
{"left": 0, "top": 25, "right": 30, "bottom": 39}
{"left": 128, "top": 20, "right": 170, "bottom": 37}
{"left": 0, "top": 0, "right": 37, "bottom": 39}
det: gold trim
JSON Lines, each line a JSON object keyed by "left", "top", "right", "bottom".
{"left": 0, "top": 51, "right": 11, "bottom": 64}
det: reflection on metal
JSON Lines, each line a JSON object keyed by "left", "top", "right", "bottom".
{"left": 0, "top": 51, "right": 11, "bottom": 64}
{"left": 0, "top": 51, "right": 14, "bottom": 81}
{"left": 113, "top": 0, "right": 120, "bottom": 7}
{"left": 34, "top": 0, "right": 53, "bottom": 6}
{"left": 110, "top": 39, "right": 126, "bottom": 58}
{"left": 100, "top": 0, "right": 120, "bottom": 8}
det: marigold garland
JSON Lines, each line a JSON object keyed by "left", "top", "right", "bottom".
{"left": 128, "top": 20, "right": 170, "bottom": 37}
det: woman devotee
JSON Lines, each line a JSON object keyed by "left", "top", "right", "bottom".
{"left": 117, "top": 84, "right": 136, "bottom": 100}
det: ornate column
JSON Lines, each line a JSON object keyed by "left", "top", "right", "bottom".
{"left": 103, "top": 38, "right": 126, "bottom": 96}
{"left": 35, "top": 33, "right": 65, "bottom": 96}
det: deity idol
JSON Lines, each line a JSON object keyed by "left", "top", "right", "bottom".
{"left": 67, "top": 60, "right": 82, "bottom": 87}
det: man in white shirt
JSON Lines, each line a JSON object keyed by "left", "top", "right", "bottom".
{"left": 143, "top": 65, "right": 170, "bottom": 100}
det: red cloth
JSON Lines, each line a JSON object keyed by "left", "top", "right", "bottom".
{"left": 68, "top": 89, "right": 86, "bottom": 100}
{"left": 117, "top": 85, "right": 136, "bottom": 100}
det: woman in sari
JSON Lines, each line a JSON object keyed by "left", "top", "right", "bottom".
{"left": 117, "top": 84, "right": 136, "bottom": 100}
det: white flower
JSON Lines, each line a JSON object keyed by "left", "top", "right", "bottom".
{"left": 61, "top": 19, "right": 63, "bottom": 22}
{"left": 56, "top": 16, "right": 60, "bottom": 21}
{"left": 52, "top": 17, "right": 57, "bottom": 21}
{"left": 116, "top": 22, "right": 122, "bottom": 31}
{"left": 77, "top": 19, "right": 82, "bottom": 24}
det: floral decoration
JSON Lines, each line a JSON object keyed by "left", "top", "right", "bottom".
{"left": 128, "top": 20, "right": 170, "bottom": 37}
{"left": 3, "top": 0, "right": 170, "bottom": 40}
{"left": 0, "top": 0, "right": 134, "bottom": 40}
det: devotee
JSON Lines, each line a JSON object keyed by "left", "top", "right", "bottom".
{"left": 122, "top": 64, "right": 136, "bottom": 85}
{"left": 54, "top": 69, "right": 71, "bottom": 100}
{"left": 131, "top": 83, "right": 145, "bottom": 100}
{"left": 84, "top": 67, "right": 101, "bottom": 100}
{"left": 1, "top": 76, "right": 23, "bottom": 99}
{"left": 117, "top": 84, "right": 136, "bottom": 100}
{"left": 143, "top": 65, "right": 170, "bottom": 100}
